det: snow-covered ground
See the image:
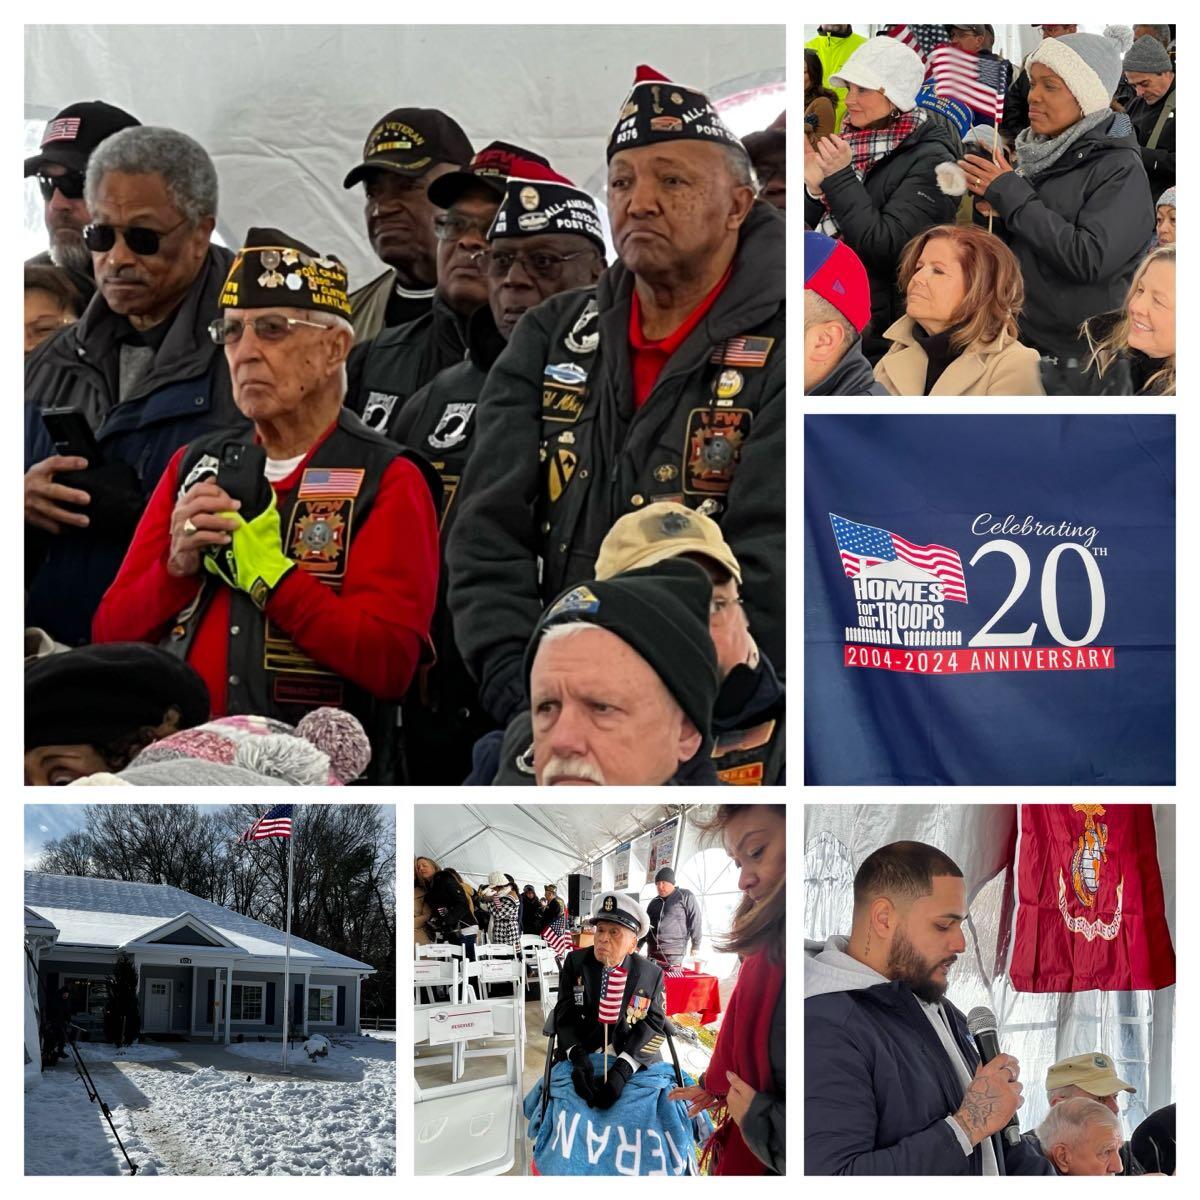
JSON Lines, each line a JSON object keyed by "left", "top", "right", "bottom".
{"left": 26, "top": 1036, "right": 395, "bottom": 1176}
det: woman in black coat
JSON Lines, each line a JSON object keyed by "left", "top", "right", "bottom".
{"left": 804, "top": 37, "right": 960, "bottom": 362}
{"left": 960, "top": 27, "right": 1154, "bottom": 393}
{"left": 424, "top": 869, "right": 479, "bottom": 960}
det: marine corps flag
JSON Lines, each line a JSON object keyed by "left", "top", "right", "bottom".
{"left": 1009, "top": 805, "right": 1174, "bottom": 992}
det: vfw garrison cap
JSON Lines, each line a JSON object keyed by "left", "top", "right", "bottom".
{"left": 220, "top": 227, "right": 351, "bottom": 318}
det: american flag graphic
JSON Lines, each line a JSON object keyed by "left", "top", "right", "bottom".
{"left": 666, "top": 964, "right": 686, "bottom": 978}
{"left": 43, "top": 117, "right": 82, "bottom": 143}
{"left": 297, "top": 467, "right": 365, "bottom": 498}
{"left": 543, "top": 927, "right": 573, "bottom": 956}
{"left": 830, "top": 513, "right": 968, "bottom": 603}
{"left": 926, "top": 44, "right": 1012, "bottom": 116}
{"left": 598, "top": 966, "right": 628, "bottom": 1023}
{"left": 240, "top": 804, "right": 294, "bottom": 842}
{"left": 710, "top": 336, "right": 773, "bottom": 367}
{"left": 884, "top": 24, "right": 949, "bottom": 62}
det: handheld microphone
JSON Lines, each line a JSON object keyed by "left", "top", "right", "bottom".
{"left": 966, "top": 1006, "right": 1023, "bottom": 1147}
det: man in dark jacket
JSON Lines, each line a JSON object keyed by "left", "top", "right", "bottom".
{"left": 449, "top": 66, "right": 783, "bottom": 727}
{"left": 642, "top": 868, "right": 702, "bottom": 965}
{"left": 805, "top": 840, "right": 1054, "bottom": 1175}
{"left": 1122, "top": 35, "right": 1176, "bottom": 203}
{"left": 342, "top": 107, "right": 474, "bottom": 341}
{"left": 24, "top": 125, "right": 245, "bottom": 645}
{"left": 387, "top": 158, "right": 606, "bottom": 784}
{"left": 346, "top": 142, "right": 545, "bottom": 434}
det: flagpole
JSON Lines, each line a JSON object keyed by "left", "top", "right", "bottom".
{"left": 282, "top": 828, "right": 294, "bottom": 1073}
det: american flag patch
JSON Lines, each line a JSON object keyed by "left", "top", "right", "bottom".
{"left": 43, "top": 117, "right": 82, "bottom": 143}
{"left": 297, "top": 467, "right": 364, "bottom": 498}
{"left": 711, "top": 336, "right": 774, "bottom": 367}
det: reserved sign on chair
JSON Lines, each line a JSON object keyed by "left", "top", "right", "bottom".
{"left": 427, "top": 1005, "right": 495, "bottom": 1045}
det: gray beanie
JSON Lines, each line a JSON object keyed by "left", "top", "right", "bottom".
{"left": 1157, "top": 186, "right": 1176, "bottom": 210}
{"left": 1029, "top": 26, "right": 1134, "bottom": 116}
{"left": 1122, "top": 34, "right": 1174, "bottom": 75}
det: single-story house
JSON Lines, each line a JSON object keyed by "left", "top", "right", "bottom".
{"left": 24, "top": 872, "right": 373, "bottom": 1043}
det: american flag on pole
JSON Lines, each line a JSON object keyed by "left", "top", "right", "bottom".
{"left": 925, "top": 45, "right": 1012, "bottom": 116}
{"left": 543, "top": 927, "right": 573, "bottom": 956}
{"left": 598, "top": 966, "right": 628, "bottom": 1023}
{"left": 884, "top": 24, "right": 949, "bottom": 63}
{"left": 830, "top": 513, "right": 969, "bottom": 603}
{"left": 240, "top": 804, "right": 294, "bottom": 842}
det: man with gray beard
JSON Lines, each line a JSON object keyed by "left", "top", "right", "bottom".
{"left": 24, "top": 100, "right": 141, "bottom": 305}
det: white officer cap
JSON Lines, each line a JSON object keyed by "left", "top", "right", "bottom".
{"left": 592, "top": 890, "right": 650, "bottom": 939}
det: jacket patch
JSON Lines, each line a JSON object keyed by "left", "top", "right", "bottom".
{"left": 716, "top": 761, "right": 765, "bottom": 785}
{"left": 713, "top": 718, "right": 777, "bottom": 757}
{"left": 544, "top": 362, "right": 589, "bottom": 386}
{"left": 287, "top": 498, "right": 354, "bottom": 576}
{"left": 683, "top": 407, "right": 751, "bottom": 495}
{"left": 710, "top": 335, "right": 774, "bottom": 368}
{"left": 362, "top": 391, "right": 399, "bottom": 431}
{"left": 542, "top": 383, "right": 587, "bottom": 423}
{"left": 178, "top": 453, "right": 219, "bottom": 498}
{"left": 548, "top": 448, "right": 579, "bottom": 502}
{"left": 564, "top": 298, "right": 599, "bottom": 354}
{"left": 427, "top": 402, "right": 476, "bottom": 450}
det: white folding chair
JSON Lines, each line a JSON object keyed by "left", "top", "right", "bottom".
{"left": 414, "top": 983, "right": 526, "bottom": 1175}
{"left": 473, "top": 943, "right": 517, "bottom": 1001}
{"left": 536, "top": 949, "right": 561, "bottom": 1025}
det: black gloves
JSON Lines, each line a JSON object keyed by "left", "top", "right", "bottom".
{"left": 591, "top": 1058, "right": 633, "bottom": 1111}
{"left": 569, "top": 1047, "right": 596, "bottom": 1105}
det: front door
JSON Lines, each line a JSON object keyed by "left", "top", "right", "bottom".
{"left": 144, "top": 979, "right": 172, "bottom": 1033}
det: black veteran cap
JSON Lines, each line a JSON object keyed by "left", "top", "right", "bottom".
{"left": 219, "top": 227, "right": 351, "bottom": 318}
{"left": 488, "top": 157, "right": 606, "bottom": 253}
{"left": 607, "top": 64, "right": 746, "bottom": 162}
{"left": 24, "top": 100, "right": 141, "bottom": 176}
{"left": 525, "top": 559, "right": 720, "bottom": 741}
{"left": 428, "top": 141, "right": 551, "bottom": 210}
{"left": 343, "top": 107, "right": 474, "bottom": 189}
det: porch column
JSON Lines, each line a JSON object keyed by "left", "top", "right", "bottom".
{"left": 355, "top": 974, "right": 362, "bottom": 1036}
{"left": 211, "top": 967, "right": 220, "bottom": 1042}
{"left": 223, "top": 961, "right": 233, "bottom": 1045}
{"left": 302, "top": 971, "right": 310, "bottom": 1036}
{"left": 189, "top": 965, "right": 196, "bottom": 1037}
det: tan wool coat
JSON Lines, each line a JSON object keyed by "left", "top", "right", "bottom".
{"left": 874, "top": 316, "right": 1045, "bottom": 396}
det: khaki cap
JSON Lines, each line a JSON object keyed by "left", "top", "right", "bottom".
{"left": 595, "top": 501, "right": 741, "bottom": 584}
{"left": 1046, "top": 1052, "right": 1136, "bottom": 1097}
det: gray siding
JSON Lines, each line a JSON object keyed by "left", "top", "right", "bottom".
{"left": 193, "top": 968, "right": 360, "bottom": 1034}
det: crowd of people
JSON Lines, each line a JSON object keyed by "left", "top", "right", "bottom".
{"left": 805, "top": 23, "right": 1176, "bottom": 395}
{"left": 23, "top": 63, "right": 786, "bottom": 786}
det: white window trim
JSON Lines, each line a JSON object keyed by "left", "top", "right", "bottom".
{"left": 229, "top": 979, "right": 268, "bottom": 1025}
{"left": 307, "top": 984, "right": 339, "bottom": 1026}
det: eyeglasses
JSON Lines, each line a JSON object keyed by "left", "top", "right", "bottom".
{"left": 83, "top": 217, "right": 188, "bottom": 257}
{"left": 36, "top": 170, "right": 86, "bottom": 201}
{"left": 471, "top": 248, "right": 594, "bottom": 281}
{"left": 709, "top": 595, "right": 744, "bottom": 622}
{"left": 208, "top": 314, "right": 334, "bottom": 345}
{"left": 433, "top": 213, "right": 495, "bottom": 242}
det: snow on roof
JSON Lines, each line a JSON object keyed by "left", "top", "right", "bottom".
{"left": 24, "top": 906, "right": 58, "bottom": 932}
{"left": 24, "top": 872, "right": 371, "bottom": 971}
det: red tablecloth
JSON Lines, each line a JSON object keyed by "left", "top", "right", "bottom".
{"left": 662, "top": 970, "right": 721, "bottom": 1024}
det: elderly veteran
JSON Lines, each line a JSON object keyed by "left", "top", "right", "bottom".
{"left": 551, "top": 890, "right": 666, "bottom": 1112}
{"left": 25, "top": 125, "right": 246, "bottom": 647}
{"left": 448, "top": 65, "right": 784, "bottom": 729}
{"left": 1035, "top": 1097, "right": 1125, "bottom": 1175}
{"left": 388, "top": 156, "right": 607, "bottom": 784}
{"left": 346, "top": 141, "right": 548, "bottom": 434}
{"left": 92, "top": 227, "right": 440, "bottom": 782}
{"left": 342, "top": 107, "right": 474, "bottom": 339}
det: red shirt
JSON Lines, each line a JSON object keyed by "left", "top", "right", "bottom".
{"left": 627, "top": 265, "right": 733, "bottom": 408}
{"left": 92, "top": 425, "right": 439, "bottom": 716}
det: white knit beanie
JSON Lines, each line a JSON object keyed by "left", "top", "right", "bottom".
{"left": 1028, "top": 26, "right": 1134, "bottom": 116}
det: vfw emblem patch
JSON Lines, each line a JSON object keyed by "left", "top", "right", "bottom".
{"left": 290, "top": 499, "right": 350, "bottom": 574}
{"left": 1058, "top": 804, "right": 1122, "bottom": 942}
{"left": 830, "top": 512, "right": 1115, "bottom": 676}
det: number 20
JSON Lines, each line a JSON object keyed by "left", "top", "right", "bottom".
{"left": 967, "top": 539, "right": 1105, "bottom": 648}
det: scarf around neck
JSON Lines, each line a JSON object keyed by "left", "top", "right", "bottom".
{"left": 1013, "top": 108, "right": 1117, "bottom": 180}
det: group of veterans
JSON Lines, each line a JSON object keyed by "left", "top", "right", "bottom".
{"left": 23, "top": 67, "right": 785, "bottom": 787}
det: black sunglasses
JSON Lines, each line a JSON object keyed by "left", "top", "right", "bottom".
{"left": 36, "top": 171, "right": 86, "bottom": 201}
{"left": 83, "top": 218, "right": 187, "bottom": 257}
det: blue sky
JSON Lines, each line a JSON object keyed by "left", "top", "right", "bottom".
{"left": 24, "top": 804, "right": 396, "bottom": 870}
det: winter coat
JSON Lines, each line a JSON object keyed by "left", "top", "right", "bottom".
{"left": 805, "top": 118, "right": 962, "bottom": 362}
{"left": 521, "top": 896, "right": 546, "bottom": 936}
{"left": 805, "top": 936, "right": 1056, "bottom": 1176}
{"left": 979, "top": 112, "right": 1154, "bottom": 368}
{"left": 807, "top": 341, "right": 890, "bottom": 396}
{"left": 1042, "top": 311, "right": 1172, "bottom": 396}
{"left": 447, "top": 202, "right": 785, "bottom": 725}
{"left": 710, "top": 653, "right": 786, "bottom": 785}
{"left": 873, "top": 316, "right": 1045, "bottom": 395}
{"left": 414, "top": 886, "right": 433, "bottom": 945}
{"left": 489, "top": 891, "right": 522, "bottom": 953}
{"left": 805, "top": 32, "right": 868, "bottom": 130}
{"left": 24, "top": 245, "right": 245, "bottom": 644}
{"left": 1126, "top": 80, "right": 1176, "bottom": 203}
{"left": 642, "top": 888, "right": 702, "bottom": 960}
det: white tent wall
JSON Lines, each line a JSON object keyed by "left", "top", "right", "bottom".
{"left": 804, "top": 805, "right": 1175, "bottom": 1138}
{"left": 25, "top": 24, "right": 784, "bottom": 281}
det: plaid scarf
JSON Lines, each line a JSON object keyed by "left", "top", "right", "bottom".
{"left": 816, "top": 110, "right": 925, "bottom": 236}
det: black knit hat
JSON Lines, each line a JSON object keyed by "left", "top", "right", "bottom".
{"left": 607, "top": 64, "right": 746, "bottom": 162}
{"left": 525, "top": 559, "right": 719, "bottom": 739}
{"left": 26, "top": 644, "right": 210, "bottom": 751}
{"left": 655, "top": 867, "right": 676, "bottom": 884}
{"left": 428, "top": 140, "right": 551, "bottom": 210}
{"left": 24, "top": 100, "right": 141, "bottom": 177}
{"left": 219, "top": 227, "right": 351, "bottom": 317}
{"left": 343, "top": 107, "right": 474, "bottom": 188}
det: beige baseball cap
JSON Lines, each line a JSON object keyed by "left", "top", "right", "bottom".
{"left": 595, "top": 501, "right": 741, "bottom": 584}
{"left": 1046, "top": 1052, "right": 1136, "bottom": 1097}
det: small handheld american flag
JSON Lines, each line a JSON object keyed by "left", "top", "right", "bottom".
{"left": 598, "top": 966, "right": 627, "bottom": 1024}
{"left": 240, "top": 804, "right": 294, "bottom": 842}
{"left": 544, "top": 927, "right": 573, "bottom": 956}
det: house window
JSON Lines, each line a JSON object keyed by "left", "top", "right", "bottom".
{"left": 230, "top": 983, "right": 264, "bottom": 1022}
{"left": 308, "top": 985, "right": 336, "bottom": 1023}
{"left": 63, "top": 976, "right": 108, "bottom": 1019}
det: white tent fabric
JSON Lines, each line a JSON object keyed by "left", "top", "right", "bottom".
{"left": 804, "top": 805, "right": 1175, "bottom": 1138}
{"left": 24, "top": 25, "right": 784, "bottom": 281}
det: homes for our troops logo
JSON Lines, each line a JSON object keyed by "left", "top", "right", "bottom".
{"left": 1059, "top": 805, "right": 1122, "bottom": 942}
{"left": 830, "top": 512, "right": 1114, "bottom": 675}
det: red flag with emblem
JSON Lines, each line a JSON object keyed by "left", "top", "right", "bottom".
{"left": 1008, "top": 805, "right": 1174, "bottom": 992}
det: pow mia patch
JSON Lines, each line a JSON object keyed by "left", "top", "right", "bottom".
{"left": 427, "top": 402, "right": 476, "bottom": 450}
{"left": 362, "top": 391, "right": 400, "bottom": 433}
{"left": 178, "top": 453, "right": 220, "bottom": 498}
{"left": 564, "top": 298, "right": 599, "bottom": 354}
{"left": 684, "top": 407, "right": 752, "bottom": 495}
{"left": 542, "top": 383, "right": 587, "bottom": 423}
{"left": 286, "top": 498, "right": 353, "bottom": 576}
